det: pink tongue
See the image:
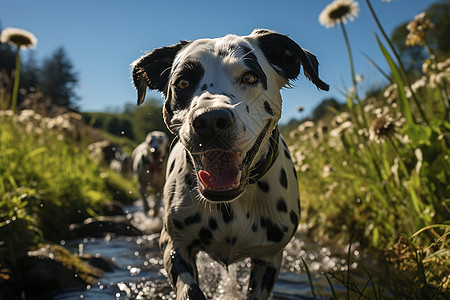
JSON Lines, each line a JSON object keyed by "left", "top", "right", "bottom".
{"left": 199, "top": 169, "right": 238, "bottom": 189}
{"left": 198, "top": 151, "right": 240, "bottom": 189}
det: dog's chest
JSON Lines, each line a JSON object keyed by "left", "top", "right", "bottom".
{"left": 199, "top": 203, "right": 296, "bottom": 264}
{"left": 164, "top": 140, "right": 300, "bottom": 263}
{"left": 167, "top": 187, "right": 299, "bottom": 265}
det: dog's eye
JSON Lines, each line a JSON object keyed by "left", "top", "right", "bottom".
{"left": 241, "top": 72, "right": 258, "bottom": 85}
{"left": 176, "top": 78, "right": 190, "bottom": 90}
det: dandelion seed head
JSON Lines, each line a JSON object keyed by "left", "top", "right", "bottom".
{"left": 319, "top": 0, "right": 360, "bottom": 28}
{"left": 369, "top": 115, "right": 397, "bottom": 143}
{"left": 0, "top": 27, "right": 37, "bottom": 49}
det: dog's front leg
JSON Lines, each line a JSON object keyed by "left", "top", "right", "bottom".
{"left": 163, "top": 244, "right": 205, "bottom": 300}
{"left": 247, "top": 252, "right": 282, "bottom": 300}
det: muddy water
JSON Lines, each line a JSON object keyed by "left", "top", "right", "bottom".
{"left": 55, "top": 204, "right": 380, "bottom": 300}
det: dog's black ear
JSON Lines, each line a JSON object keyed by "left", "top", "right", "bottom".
{"left": 132, "top": 41, "right": 190, "bottom": 105}
{"left": 251, "top": 29, "right": 329, "bottom": 91}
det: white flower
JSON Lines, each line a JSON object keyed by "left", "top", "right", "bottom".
{"left": 319, "top": 0, "right": 360, "bottom": 28}
{"left": 0, "top": 27, "right": 37, "bottom": 49}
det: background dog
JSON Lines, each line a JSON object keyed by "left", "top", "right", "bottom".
{"left": 132, "top": 131, "right": 169, "bottom": 217}
{"left": 132, "top": 29, "right": 328, "bottom": 299}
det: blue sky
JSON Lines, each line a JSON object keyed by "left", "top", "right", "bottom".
{"left": 1, "top": 0, "right": 433, "bottom": 123}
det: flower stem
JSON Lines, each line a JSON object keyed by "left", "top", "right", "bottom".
{"left": 340, "top": 21, "right": 368, "bottom": 128}
{"left": 340, "top": 22, "right": 357, "bottom": 92}
{"left": 11, "top": 47, "right": 21, "bottom": 114}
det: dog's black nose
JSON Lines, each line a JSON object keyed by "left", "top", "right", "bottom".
{"left": 193, "top": 109, "right": 234, "bottom": 139}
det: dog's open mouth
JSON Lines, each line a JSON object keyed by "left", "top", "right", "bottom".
{"left": 192, "top": 150, "right": 244, "bottom": 202}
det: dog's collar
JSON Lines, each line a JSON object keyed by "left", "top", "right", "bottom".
{"left": 248, "top": 126, "right": 280, "bottom": 184}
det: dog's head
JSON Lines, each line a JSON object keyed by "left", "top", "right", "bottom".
{"left": 144, "top": 131, "right": 169, "bottom": 165}
{"left": 132, "top": 29, "right": 328, "bottom": 203}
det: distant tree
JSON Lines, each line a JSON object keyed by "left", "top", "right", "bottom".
{"left": 391, "top": 1, "right": 450, "bottom": 73}
{"left": 0, "top": 42, "right": 14, "bottom": 75}
{"left": 40, "top": 47, "right": 79, "bottom": 109}
{"left": 426, "top": 1, "right": 450, "bottom": 57}
{"left": 21, "top": 52, "right": 40, "bottom": 93}
{"left": 0, "top": 24, "right": 15, "bottom": 77}
{"left": 312, "top": 97, "right": 342, "bottom": 122}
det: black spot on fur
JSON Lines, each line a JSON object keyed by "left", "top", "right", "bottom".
{"left": 290, "top": 210, "right": 299, "bottom": 226}
{"left": 187, "top": 284, "right": 204, "bottom": 299}
{"left": 178, "top": 165, "right": 184, "bottom": 174}
{"left": 169, "top": 159, "right": 175, "bottom": 174}
{"left": 280, "top": 168, "right": 288, "bottom": 189}
{"left": 284, "top": 148, "right": 291, "bottom": 159}
{"left": 208, "top": 218, "right": 218, "bottom": 230}
{"left": 276, "top": 198, "right": 287, "bottom": 212}
{"left": 201, "top": 83, "right": 207, "bottom": 91}
{"left": 184, "top": 212, "right": 202, "bottom": 226}
{"left": 257, "top": 181, "right": 270, "bottom": 193}
{"left": 199, "top": 227, "right": 213, "bottom": 245}
{"left": 169, "top": 250, "right": 194, "bottom": 286}
{"left": 246, "top": 212, "right": 250, "bottom": 219}
{"left": 261, "top": 266, "right": 277, "bottom": 292}
{"left": 246, "top": 105, "right": 250, "bottom": 113}
{"left": 218, "top": 50, "right": 227, "bottom": 57}
{"left": 240, "top": 45, "right": 268, "bottom": 89}
{"left": 219, "top": 204, "right": 234, "bottom": 223}
{"left": 260, "top": 217, "right": 267, "bottom": 228}
{"left": 210, "top": 83, "right": 213, "bottom": 87}
{"left": 167, "top": 182, "right": 176, "bottom": 204}
{"left": 185, "top": 173, "right": 195, "bottom": 187}
{"left": 187, "top": 239, "right": 202, "bottom": 257}
{"left": 261, "top": 217, "right": 284, "bottom": 243}
{"left": 266, "top": 223, "right": 284, "bottom": 243}
{"left": 226, "top": 236, "right": 237, "bottom": 245}
{"left": 173, "top": 219, "right": 184, "bottom": 230}
{"left": 264, "top": 101, "right": 274, "bottom": 116}
{"left": 293, "top": 166, "right": 298, "bottom": 180}
{"left": 252, "top": 222, "right": 258, "bottom": 232}
{"left": 171, "top": 60, "right": 204, "bottom": 110}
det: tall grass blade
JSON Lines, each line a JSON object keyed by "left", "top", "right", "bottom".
{"left": 301, "top": 257, "right": 318, "bottom": 300}
{"left": 362, "top": 52, "right": 391, "bottom": 82}
{"left": 375, "top": 34, "right": 414, "bottom": 126}
{"left": 324, "top": 272, "right": 338, "bottom": 300}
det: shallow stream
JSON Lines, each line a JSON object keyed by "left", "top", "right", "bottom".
{"left": 55, "top": 203, "right": 381, "bottom": 300}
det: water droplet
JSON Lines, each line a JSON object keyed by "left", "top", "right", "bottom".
{"left": 121, "top": 131, "right": 125, "bottom": 135}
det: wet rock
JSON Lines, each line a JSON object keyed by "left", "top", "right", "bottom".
{"left": 17, "top": 244, "right": 103, "bottom": 298}
{"left": 100, "top": 200, "right": 126, "bottom": 216}
{"left": 69, "top": 215, "right": 144, "bottom": 238}
{"left": 80, "top": 254, "right": 117, "bottom": 273}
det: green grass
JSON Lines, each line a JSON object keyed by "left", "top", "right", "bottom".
{"left": 288, "top": 2, "right": 449, "bottom": 297}
{"left": 0, "top": 111, "right": 131, "bottom": 267}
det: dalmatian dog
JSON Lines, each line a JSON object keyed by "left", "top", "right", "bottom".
{"left": 132, "top": 131, "right": 169, "bottom": 217}
{"left": 132, "top": 29, "right": 328, "bottom": 299}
